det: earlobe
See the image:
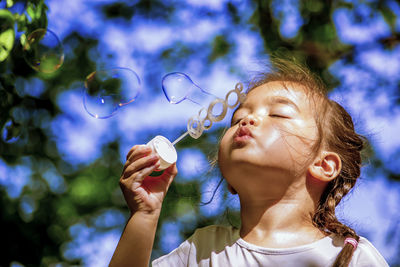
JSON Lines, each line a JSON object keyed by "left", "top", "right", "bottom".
{"left": 308, "top": 152, "right": 342, "bottom": 182}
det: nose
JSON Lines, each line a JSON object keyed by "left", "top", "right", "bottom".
{"left": 240, "top": 115, "right": 259, "bottom": 127}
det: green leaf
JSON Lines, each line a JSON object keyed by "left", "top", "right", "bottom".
{"left": 15, "top": 13, "right": 28, "bottom": 33}
{"left": 20, "top": 33, "right": 26, "bottom": 47}
{"left": 209, "top": 35, "right": 230, "bottom": 61}
{"left": 380, "top": 7, "right": 397, "bottom": 31}
{"left": 6, "top": 0, "right": 14, "bottom": 8}
{"left": 26, "top": 4, "right": 35, "bottom": 20}
{"left": 35, "top": 2, "right": 44, "bottom": 18}
{"left": 0, "top": 29, "right": 15, "bottom": 62}
{"left": 0, "top": 10, "right": 15, "bottom": 62}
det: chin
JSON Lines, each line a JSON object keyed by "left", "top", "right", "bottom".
{"left": 219, "top": 155, "right": 260, "bottom": 179}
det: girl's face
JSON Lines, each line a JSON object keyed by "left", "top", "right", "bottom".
{"left": 218, "top": 81, "right": 319, "bottom": 193}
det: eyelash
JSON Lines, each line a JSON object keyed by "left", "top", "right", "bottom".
{"left": 270, "top": 114, "right": 288, "bottom": 118}
{"left": 232, "top": 114, "right": 288, "bottom": 125}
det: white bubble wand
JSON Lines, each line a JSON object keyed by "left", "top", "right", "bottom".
{"left": 147, "top": 72, "right": 246, "bottom": 170}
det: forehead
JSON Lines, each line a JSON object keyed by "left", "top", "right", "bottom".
{"left": 243, "top": 81, "right": 311, "bottom": 109}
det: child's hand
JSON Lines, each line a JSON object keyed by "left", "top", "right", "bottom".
{"left": 119, "top": 145, "right": 178, "bottom": 215}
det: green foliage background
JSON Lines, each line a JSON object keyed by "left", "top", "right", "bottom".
{"left": 1, "top": 0, "right": 399, "bottom": 266}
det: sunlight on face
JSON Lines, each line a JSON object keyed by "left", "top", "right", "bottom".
{"left": 218, "top": 81, "right": 320, "bottom": 188}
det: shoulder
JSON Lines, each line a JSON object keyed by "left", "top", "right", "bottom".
{"left": 350, "top": 236, "right": 389, "bottom": 267}
{"left": 189, "top": 225, "right": 239, "bottom": 249}
{"left": 192, "top": 225, "right": 238, "bottom": 239}
{"left": 152, "top": 225, "right": 239, "bottom": 267}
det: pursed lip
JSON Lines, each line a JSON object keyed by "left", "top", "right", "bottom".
{"left": 233, "top": 126, "right": 253, "bottom": 143}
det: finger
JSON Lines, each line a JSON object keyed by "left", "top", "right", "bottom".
{"left": 120, "top": 162, "right": 160, "bottom": 190}
{"left": 123, "top": 154, "right": 160, "bottom": 179}
{"left": 126, "top": 145, "right": 152, "bottom": 162}
{"left": 134, "top": 163, "right": 161, "bottom": 184}
{"left": 159, "top": 163, "right": 178, "bottom": 185}
{"left": 123, "top": 154, "right": 158, "bottom": 178}
{"left": 123, "top": 145, "right": 153, "bottom": 173}
{"left": 119, "top": 162, "right": 159, "bottom": 192}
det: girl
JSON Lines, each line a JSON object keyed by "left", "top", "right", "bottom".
{"left": 110, "top": 58, "right": 389, "bottom": 267}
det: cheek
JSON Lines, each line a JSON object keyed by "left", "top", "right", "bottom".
{"left": 268, "top": 122, "right": 318, "bottom": 167}
{"left": 257, "top": 125, "right": 283, "bottom": 148}
{"left": 218, "top": 129, "right": 234, "bottom": 158}
{"left": 217, "top": 132, "right": 231, "bottom": 177}
{"left": 290, "top": 121, "right": 319, "bottom": 154}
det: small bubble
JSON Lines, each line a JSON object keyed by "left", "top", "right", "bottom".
{"left": 1, "top": 119, "right": 21, "bottom": 143}
{"left": 23, "top": 28, "right": 64, "bottom": 73}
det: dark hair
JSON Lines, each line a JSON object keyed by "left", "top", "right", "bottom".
{"left": 247, "top": 57, "right": 365, "bottom": 267}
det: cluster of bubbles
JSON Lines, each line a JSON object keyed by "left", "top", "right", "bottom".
{"left": 162, "top": 72, "right": 246, "bottom": 139}
{"left": 3, "top": 23, "right": 243, "bottom": 143}
{"left": 82, "top": 69, "right": 246, "bottom": 142}
{"left": 1, "top": 5, "right": 245, "bottom": 148}
{"left": 22, "top": 28, "right": 64, "bottom": 74}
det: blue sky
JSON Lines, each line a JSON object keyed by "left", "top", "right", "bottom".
{"left": 2, "top": 0, "right": 400, "bottom": 265}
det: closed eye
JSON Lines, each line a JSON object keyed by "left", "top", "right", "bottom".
{"left": 270, "top": 114, "right": 290, "bottom": 119}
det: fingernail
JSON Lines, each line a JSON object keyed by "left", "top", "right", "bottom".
{"left": 154, "top": 161, "right": 161, "bottom": 168}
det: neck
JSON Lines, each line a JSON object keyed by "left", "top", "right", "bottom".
{"left": 238, "top": 183, "right": 326, "bottom": 248}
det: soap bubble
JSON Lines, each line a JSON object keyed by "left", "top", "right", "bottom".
{"left": 1, "top": 119, "right": 21, "bottom": 143}
{"left": 162, "top": 72, "right": 246, "bottom": 140}
{"left": 83, "top": 68, "right": 141, "bottom": 119}
{"left": 23, "top": 28, "right": 64, "bottom": 73}
{"left": 162, "top": 72, "right": 214, "bottom": 106}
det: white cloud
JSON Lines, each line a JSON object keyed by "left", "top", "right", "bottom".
{"left": 47, "top": 0, "right": 100, "bottom": 39}
{"left": 357, "top": 47, "right": 400, "bottom": 80}
{"left": 0, "top": 161, "right": 31, "bottom": 199}
{"left": 333, "top": 6, "right": 391, "bottom": 45}
{"left": 233, "top": 31, "right": 268, "bottom": 75}
{"left": 331, "top": 84, "right": 400, "bottom": 174}
{"left": 133, "top": 23, "right": 174, "bottom": 53}
{"left": 185, "top": 0, "right": 226, "bottom": 10}
{"left": 177, "top": 148, "right": 209, "bottom": 180}
{"left": 63, "top": 223, "right": 121, "bottom": 267}
{"left": 52, "top": 89, "right": 115, "bottom": 164}
{"left": 177, "top": 16, "right": 227, "bottom": 44}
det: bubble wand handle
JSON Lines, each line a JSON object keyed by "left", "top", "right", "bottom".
{"left": 172, "top": 131, "right": 189, "bottom": 146}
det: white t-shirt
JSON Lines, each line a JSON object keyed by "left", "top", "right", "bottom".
{"left": 152, "top": 225, "right": 388, "bottom": 267}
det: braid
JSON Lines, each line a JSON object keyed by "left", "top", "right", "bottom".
{"left": 312, "top": 100, "right": 365, "bottom": 267}
{"left": 313, "top": 179, "right": 357, "bottom": 237}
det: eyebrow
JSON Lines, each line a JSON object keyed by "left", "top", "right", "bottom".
{"left": 267, "top": 96, "right": 300, "bottom": 112}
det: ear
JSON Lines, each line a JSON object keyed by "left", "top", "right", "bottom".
{"left": 227, "top": 183, "right": 237, "bottom": 195}
{"left": 308, "top": 152, "right": 342, "bottom": 182}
